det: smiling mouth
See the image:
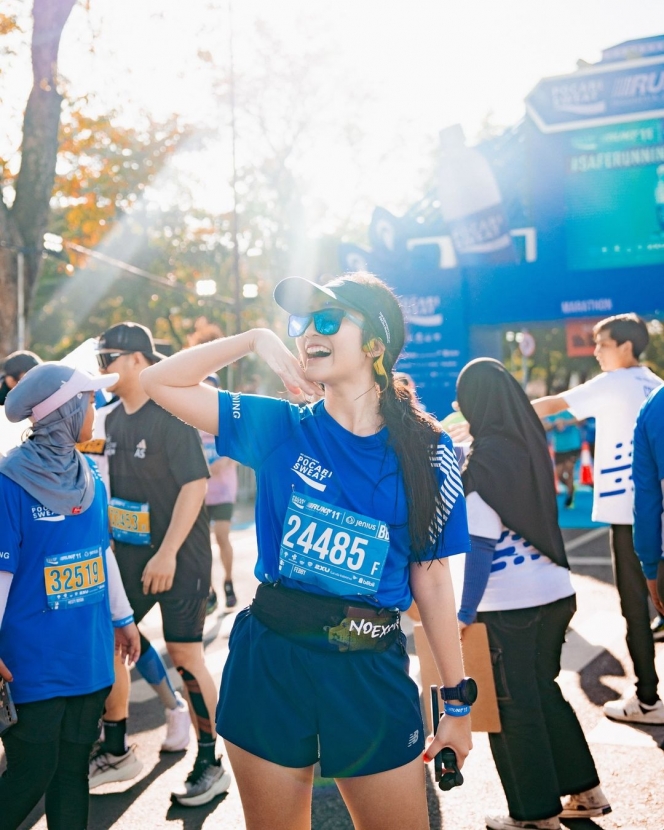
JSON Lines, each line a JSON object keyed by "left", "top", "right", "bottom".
{"left": 306, "top": 347, "right": 331, "bottom": 359}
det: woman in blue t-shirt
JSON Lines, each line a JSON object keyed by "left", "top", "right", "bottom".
{"left": 0, "top": 363, "right": 139, "bottom": 830}
{"left": 456, "top": 359, "right": 609, "bottom": 830}
{"left": 142, "top": 273, "right": 473, "bottom": 830}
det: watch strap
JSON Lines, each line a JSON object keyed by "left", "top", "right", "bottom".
{"left": 443, "top": 703, "right": 471, "bottom": 717}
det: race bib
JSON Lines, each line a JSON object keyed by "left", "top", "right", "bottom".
{"left": 108, "top": 498, "right": 151, "bottom": 545}
{"left": 44, "top": 546, "right": 106, "bottom": 610}
{"left": 279, "top": 492, "right": 390, "bottom": 597}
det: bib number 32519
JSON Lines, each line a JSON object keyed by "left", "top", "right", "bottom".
{"left": 278, "top": 492, "right": 390, "bottom": 597}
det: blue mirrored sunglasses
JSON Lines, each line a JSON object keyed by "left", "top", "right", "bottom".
{"left": 288, "top": 307, "right": 364, "bottom": 338}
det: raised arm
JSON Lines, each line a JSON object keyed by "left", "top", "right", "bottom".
{"left": 140, "top": 328, "right": 318, "bottom": 435}
{"left": 531, "top": 394, "right": 570, "bottom": 418}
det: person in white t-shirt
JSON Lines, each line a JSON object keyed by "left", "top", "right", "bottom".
{"left": 533, "top": 313, "right": 663, "bottom": 725}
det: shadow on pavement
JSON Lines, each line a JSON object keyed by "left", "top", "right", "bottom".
{"left": 312, "top": 776, "right": 353, "bottom": 830}
{"left": 17, "top": 751, "right": 184, "bottom": 830}
{"left": 308, "top": 766, "right": 443, "bottom": 830}
{"left": 579, "top": 649, "right": 626, "bottom": 707}
{"left": 165, "top": 791, "right": 230, "bottom": 828}
{"left": 86, "top": 752, "right": 184, "bottom": 829}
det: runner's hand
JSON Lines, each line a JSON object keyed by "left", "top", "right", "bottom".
{"left": 424, "top": 711, "right": 472, "bottom": 770}
{"left": 0, "top": 658, "right": 13, "bottom": 682}
{"left": 447, "top": 420, "right": 471, "bottom": 443}
{"left": 252, "top": 329, "right": 319, "bottom": 397}
{"left": 141, "top": 549, "right": 177, "bottom": 595}
{"left": 114, "top": 622, "right": 140, "bottom": 664}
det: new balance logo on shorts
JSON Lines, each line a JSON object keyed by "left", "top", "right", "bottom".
{"left": 407, "top": 730, "right": 419, "bottom": 747}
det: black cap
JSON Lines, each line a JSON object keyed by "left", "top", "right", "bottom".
{"left": 2, "top": 350, "right": 42, "bottom": 379}
{"left": 0, "top": 350, "right": 42, "bottom": 406}
{"left": 97, "top": 322, "right": 166, "bottom": 363}
{"left": 273, "top": 276, "right": 405, "bottom": 358}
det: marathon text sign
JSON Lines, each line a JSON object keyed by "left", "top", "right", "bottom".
{"left": 526, "top": 57, "right": 664, "bottom": 132}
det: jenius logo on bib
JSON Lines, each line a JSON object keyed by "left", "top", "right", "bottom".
{"left": 291, "top": 455, "right": 332, "bottom": 492}
{"left": 44, "top": 546, "right": 106, "bottom": 610}
{"left": 108, "top": 497, "right": 151, "bottom": 545}
{"left": 279, "top": 492, "right": 390, "bottom": 597}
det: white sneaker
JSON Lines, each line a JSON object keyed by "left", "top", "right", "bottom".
{"left": 559, "top": 785, "right": 612, "bottom": 819}
{"left": 161, "top": 691, "right": 192, "bottom": 752}
{"left": 171, "top": 757, "right": 231, "bottom": 807}
{"left": 89, "top": 745, "right": 143, "bottom": 789}
{"left": 603, "top": 694, "right": 664, "bottom": 724}
{"left": 485, "top": 815, "right": 560, "bottom": 830}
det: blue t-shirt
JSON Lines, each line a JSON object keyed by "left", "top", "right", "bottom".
{"left": 0, "top": 462, "right": 115, "bottom": 704}
{"left": 633, "top": 386, "right": 664, "bottom": 580}
{"left": 545, "top": 411, "right": 582, "bottom": 453}
{"left": 215, "top": 393, "right": 469, "bottom": 609}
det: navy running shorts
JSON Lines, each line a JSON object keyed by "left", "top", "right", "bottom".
{"left": 216, "top": 609, "right": 425, "bottom": 778}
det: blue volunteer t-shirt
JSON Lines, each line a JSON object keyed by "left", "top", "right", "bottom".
{"left": 215, "top": 393, "right": 469, "bottom": 609}
{"left": 633, "top": 386, "right": 664, "bottom": 580}
{"left": 545, "top": 411, "right": 582, "bottom": 453}
{"left": 0, "top": 461, "right": 115, "bottom": 704}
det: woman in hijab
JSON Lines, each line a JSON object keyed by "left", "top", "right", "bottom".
{"left": 456, "top": 359, "right": 609, "bottom": 830}
{"left": 0, "top": 363, "right": 139, "bottom": 830}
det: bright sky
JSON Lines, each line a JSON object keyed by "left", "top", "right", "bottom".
{"left": 6, "top": 0, "right": 664, "bottom": 227}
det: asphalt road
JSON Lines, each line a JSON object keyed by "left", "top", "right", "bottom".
{"left": 12, "top": 513, "right": 664, "bottom": 830}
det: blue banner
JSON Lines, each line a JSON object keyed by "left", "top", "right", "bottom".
{"left": 386, "top": 266, "right": 467, "bottom": 420}
{"left": 526, "top": 57, "right": 664, "bottom": 132}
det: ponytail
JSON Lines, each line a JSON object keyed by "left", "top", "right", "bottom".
{"left": 378, "top": 375, "right": 444, "bottom": 558}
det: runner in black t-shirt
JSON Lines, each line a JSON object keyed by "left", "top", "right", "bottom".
{"left": 89, "top": 323, "right": 230, "bottom": 806}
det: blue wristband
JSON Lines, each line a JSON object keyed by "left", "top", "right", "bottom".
{"left": 112, "top": 615, "right": 135, "bottom": 629}
{"left": 443, "top": 703, "right": 471, "bottom": 717}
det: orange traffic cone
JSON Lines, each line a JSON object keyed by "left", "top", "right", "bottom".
{"left": 579, "top": 441, "right": 594, "bottom": 486}
{"left": 549, "top": 444, "right": 560, "bottom": 492}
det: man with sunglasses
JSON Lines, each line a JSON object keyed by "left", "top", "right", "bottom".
{"left": 89, "top": 322, "right": 230, "bottom": 806}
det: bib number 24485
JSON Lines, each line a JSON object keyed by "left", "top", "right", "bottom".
{"left": 278, "top": 493, "right": 390, "bottom": 597}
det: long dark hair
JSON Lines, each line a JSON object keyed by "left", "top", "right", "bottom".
{"left": 379, "top": 375, "right": 444, "bottom": 556}
{"left": 333, "top": 273, "right": 444, "bottom": 556}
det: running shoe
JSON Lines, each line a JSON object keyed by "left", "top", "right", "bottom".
{"left": 89, "top": 745, "right": 143, "bottom": 789}
{"left": 171, "top": 757, "right": 231, "bottom": 806}
{"left": 603, "top": 694, "right": 664, "bottom": 724}
{"left": 161, "top": 691, "right": 191, "bottom": 752}
{"left": 651, "top": 615, "right": 664, "bottom": 642}
{"left": 224, "top": 580, "right": 237, "bottom": 609}
{"left": 485, "top": 814, "right": 560, "bottom": 830}
{"left": 559, "top": 785, "right": 611, "bottom": 819}
{"left": 205, "top": 588, "right": 218, "bottom": 616}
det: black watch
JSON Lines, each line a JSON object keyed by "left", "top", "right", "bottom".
{"left": 440, "top": 677, "right": 478, "bottom": 706}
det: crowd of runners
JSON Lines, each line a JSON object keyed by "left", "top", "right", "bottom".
{"left": 0, "top": 273, "right": 662, "bottom": 830}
